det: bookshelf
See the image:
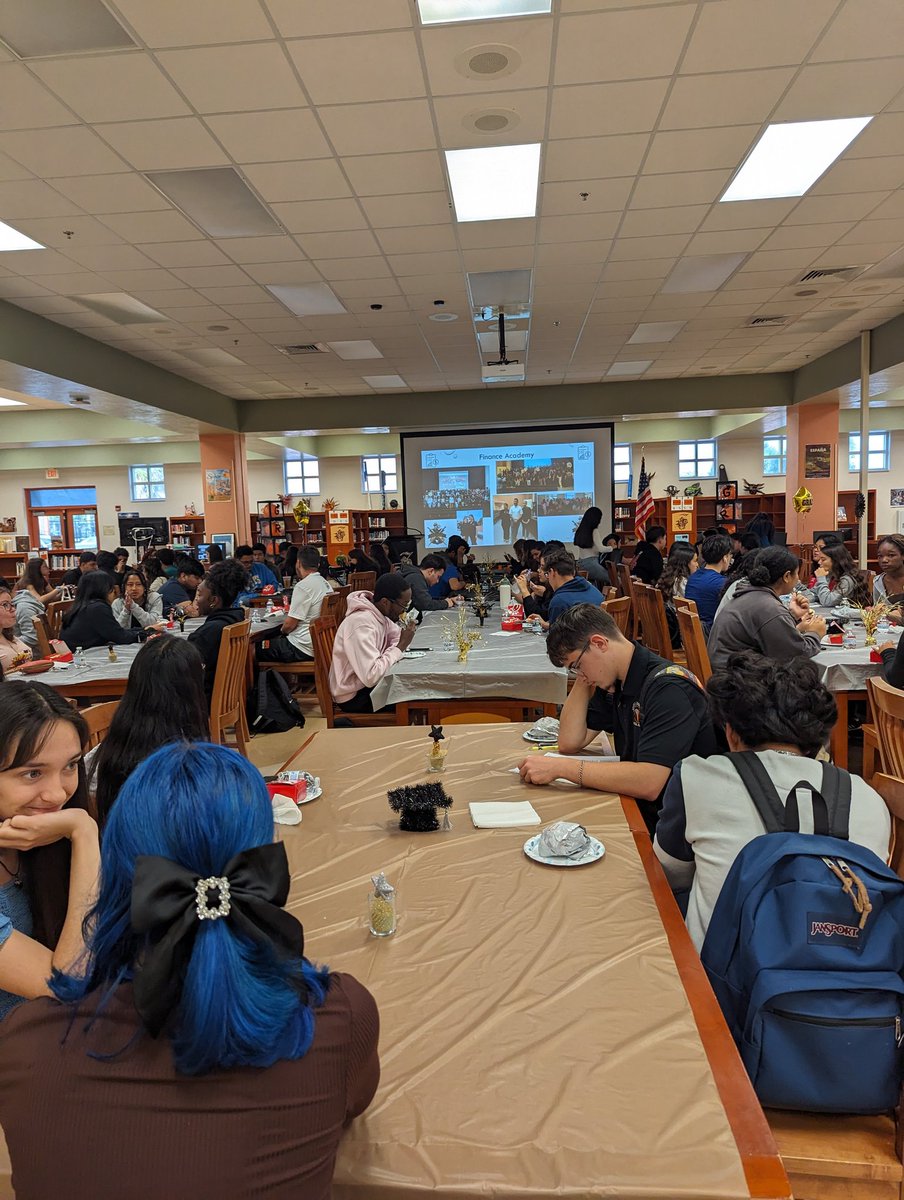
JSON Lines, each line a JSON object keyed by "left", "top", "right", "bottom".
{"left": 255, "top": 501, "right": 286, "bottom": 556}
{"left": 353, "top": 508, "right": 407, "bottom": 548}
{"left": 250, "top": 507, "right": 407, "bottom": 559}
{"left": 0, "top": 551, "right": 28, "bottom": 582}
{"left": 169, "top": 515, "right": 205, "bottom": 552}
{"left": 46, "top": 548, "right": 84, "bottom": 582}
{"left": 613, "top": 498, "right": 668, "bottom": 547}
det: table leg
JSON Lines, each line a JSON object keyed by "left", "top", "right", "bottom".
{"left": 831, "top": 692, "right": 850, "bottom": 771}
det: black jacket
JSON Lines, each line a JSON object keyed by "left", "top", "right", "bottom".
{"left": 187, "top": 608, "right": 245, "bottom": 704}
{"left": 633, "top": 541, "right": 664, "bottom": 585}
{"left": 61, "top": 600, "right": 143, "bottom": 651}
{"left": 882, "top": 639, "right": 904, "bottom": 690}
{"left": 397, "top": 564, "right": 449, "bottom": 613}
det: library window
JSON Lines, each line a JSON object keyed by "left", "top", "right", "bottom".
{"left": 284, "top": 457, "right": 320, "bottom": 495}
{"left": 129, "top": 465, "right": 165, "bottom": 502}
{"left": 613, "top": 444, "right": 631, "bottom": 484}
{"left": 849, "top": 431, "right": 890, "bottom": 473}
{"left": 362, "top": 454, "right": 398, "bottom": 494}
{"left": 678, "top": 439, "right": 716, "bottom": 480}
{"left": 763, "top": 436, "right": 787, "bottom": 476}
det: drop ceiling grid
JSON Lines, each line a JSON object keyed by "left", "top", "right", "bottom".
{"left": 0, "top": 1, "right": 896, "bottom": 397}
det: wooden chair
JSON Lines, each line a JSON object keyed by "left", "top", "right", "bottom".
{"left": 336, "top": 584, "right": 351, "bottom": 623}
{"left": 81, "top": 701, "right": 119, "bottom": 750}
{"left": 675, "top": 605, "right": 712, "bottom": 685}
{"left": 442, "top": 712, "right": 509, "bottom": 724}
{"left": 309, "top": 616, "right": 395, "bottom": 728}
{"left": 616, "top": 562, "right": 639, "bottom": 637}
{"left": 209, "top": 620, "right": 251, "bottom": 756}
{"left": 259, "top": 652, "right": 315, "bottom": 695}
{"left": 576, "top": 568, "right": 589, "bottom": 579}
{"left": 673, "top": 596, "right": 698, "bottom": 614}
{"left": 31, "top": 614, "right": 53, "bottom": 659}
{"left": 606, "top": 559, "right": 619, "bottom": 592}
{"left": 766, "top": 1109, "right": 903, "bottom": 1200}
{"left": 602, "top": 585, "right": 617, "bottom": 602}
{"left": 872, "top": 772, "right": 904, "bottom": 881}
{"left": 602, "top": 596, "right": 631, "bottom": 636}
{"left": 868, "top": 676, "right": 904, "bottom": 778}
{"left": 45, "top": 599, "right": 72, "bottom": 640}
{"left": 634, "top": 582, "right": 674, "bottom": 661}
{"left": 348, "top": 571, "right": 376, "bottom": 593}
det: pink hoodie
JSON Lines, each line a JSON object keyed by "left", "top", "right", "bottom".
{"left": 329, "top": 590, "right": 403, "bottom": 703}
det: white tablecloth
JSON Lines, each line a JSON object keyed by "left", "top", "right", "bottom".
{"left": 813, "top": 622, "right": 900, "bottom": 693}
{"left": 369, "top": 609, "right": 567, "bottom": 709}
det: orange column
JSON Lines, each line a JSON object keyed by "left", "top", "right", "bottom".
{"left": 784, "top": 399, "right": 839, "bottom": 546}
{"left": 198, "top": 433, "right": 251, "bottom": 544}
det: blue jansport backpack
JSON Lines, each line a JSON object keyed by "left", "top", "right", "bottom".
{"left": 701, "top": 751, "right": 904, "bottom": 1113}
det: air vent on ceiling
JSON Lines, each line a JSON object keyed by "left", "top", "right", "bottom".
{"left": 279, "top": 343, "right": 327, "bottom": 356}
{"left": 746, "top": 315, "right": 789, "bottom": 327}
{"left": 796, "top": 266, "right": 864, "bottom": 284}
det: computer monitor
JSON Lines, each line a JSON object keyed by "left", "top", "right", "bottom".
{"left": 772, "top": 530, "right": 788, "bottom": 546}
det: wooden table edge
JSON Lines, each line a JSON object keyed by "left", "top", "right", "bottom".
{"left": 620, "top": 796, "right": 792, "bottom": 1200}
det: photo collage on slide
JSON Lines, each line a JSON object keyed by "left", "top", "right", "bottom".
{"left": 421, "top": 442, "right": 595, "bottom": 549}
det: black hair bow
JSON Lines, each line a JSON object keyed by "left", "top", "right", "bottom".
{"left": 130, "top": 842, "right": 303, "bottom": 1037}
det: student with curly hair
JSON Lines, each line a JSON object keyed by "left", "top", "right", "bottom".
{"left": 187, "top": 559, "right": 248, "bottom": 706}
{"left": 654, "top": 653, "right": 890, "bottom": 949}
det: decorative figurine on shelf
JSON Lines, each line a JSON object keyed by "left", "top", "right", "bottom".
{"left": 293, "top": 497, "right": 311, "bottom": 527}
{"left": 683, "top": 482, "right": 703, "bottom": 497}
{"left": 322, "top": 497, "right": 338, "bottom": 512}
{"left": 107, "top": 643, "right": 117, "bottom": 663}
{"left": 388, "top": 781, "right": 453, "bottom": 832}
{"left": 184, "top": 503, "right": 196, "bottom": 516}
{"left": 743, "top": 479, "right": 766, "bottom": 495}
{"left": 427, "top": 725, "right": 447, "bottom": 773}
{"left": 664, "top": 484, "right": 680, "bottom": 498}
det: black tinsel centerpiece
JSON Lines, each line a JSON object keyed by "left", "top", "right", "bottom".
{"left": 388, "top": 782, "right": 454, "bottom": 832}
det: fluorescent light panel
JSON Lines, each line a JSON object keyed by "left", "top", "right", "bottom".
{"left": 0, "top": 397, "right": 25, "bottom": 407}
{"left": 662, "top": 254, "right": 747, "bottom": 294}
{"left": 418, "top": 0, "right": 551, "bottom": 23}
{"left": 0, "top": 220, "right": 43, "bottom": 252}
{"left": 267, "top": 284, "right": 347, "bottom": 316}
{"left": 362, "top": 376, "right": 405, "bottom": 389}
{"left": 0, "top": 0, "right": 135, "bottom": 57}
{"left": 721, "top": 117, "right": 873, "bottom": 202}
{"left": 446, "top": 143, "right": 540, "bottom": 223}
{"left": 75, "top": 293, "right": 167, "bottom": 324}
{"left": 327, "top": 341, "right": 383, "bottom": 360}
{"left": 628, "top": 321, "right": 685, "bottom": 344}
{"left": 468, "top": 269, "right": 532, "bottom": 308}
{"left": 607, "top": 361, "right": 652, "bottom": 377}
{"left": 145, "top": 168, "right": 281, "bottom": 238}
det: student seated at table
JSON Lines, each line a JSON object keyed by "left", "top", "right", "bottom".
{"left": 59, "top": 550, "right": 97, "bottom": 588}
{"left": 874, "top": 535, "right": 904, "bottom": 613}
{"left": 257, "top": 547, "right": 332, "bottom": 666}
{"left": 518, "top": 604, "right": 718, "bottom": 831}
{"left": 330, "top": 574, "right": 416, "bottom": 713}
{"left": 653, "top": 653, "right": 890, "bottom": 950}
{"left": 572, "top": 505, "right": 611, "bottom": 585}
{"left": 0, "top": 741, "right": 380, "bottom": 1200}
{"left": 146, "top": 548, "right": 176, "bottom": 595}
{"left": 398, "top": 554, "right": 454, "bottom": 614}
{"left": 236, "top": 543, "right": 281, "bottom": 596}
{"left": 14, "top": 558, "right": 65, "bottom": 639}
{"left": 112, "top": 569, "right": 164, "bottom": 630}
{"left": 632, "top": 525, "right": 667, "bottom": 584}
{"left": 0, "top": 584, "right": 33, "bottom": 671}
{"left": 525, "top": 550, "right": 604, "bottom": 630}
{"left": 160, "top": 556, "right": 205, "bottom": 617}
{"left": 0, "top": 682, "right": 100, "bottom": 1020}
{"left": 347, "top": 546, "right": 381, "bottom": 578}
{"left": 369, "top": 542, "right": 394, "bottom": 578}
{"left": 706, "top": 547, "right": 826, "bottom": 672}
{"left": 428, "top": 537, "right": 471, "bottom": 600}
{"left": 658, "top": 543, "right": 698, "bottom": 649}
{"left": 684, "top": 533, "right": 733, "bottom": 632}
{"left": 803, "top": 542, "right": 868, "bottom": 607}
{"left": 90, "top": 637, "right": 209, "bottom": 828}
{"left": 879, "top": 634, "right": 904, "bottom": 688}
{"left": 61, "top": 572, "right": 147, "bottom": 651}
{"left": 188, "top": 559, "right": 247, "bottom": 707}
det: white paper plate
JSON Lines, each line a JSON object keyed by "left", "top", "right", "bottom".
{"left": 401, "top": 649, "right": 429, "bottom": 659}
{"left": 523, "top": 834, "right": 605, "bottom": 867}
{"left": 299, "top": 773, "right": 322, "bottom": 803}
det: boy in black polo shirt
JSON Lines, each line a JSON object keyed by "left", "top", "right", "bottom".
{"left": 517, "top": 603, "right": 718, "bottom": 832}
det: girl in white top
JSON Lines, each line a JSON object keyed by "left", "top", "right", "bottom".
{"left": 572, "top": 506, "right": 617, "bottom": 586}
{"left": 111, "top": 569, "right": 163, "bottom": 630}
{"left": 0, "top": 586, "right": 32, "bottom": 672}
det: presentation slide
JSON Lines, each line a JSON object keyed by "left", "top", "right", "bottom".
{"left": 400, "top": 423, "right": 614, "bottom": 556}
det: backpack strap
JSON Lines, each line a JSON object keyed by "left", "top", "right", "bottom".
{"left": 729, "top": 751, "right": 788, "bottom": 834}
{"left": 818, "top": 761, "right": 851, "bottom": 840}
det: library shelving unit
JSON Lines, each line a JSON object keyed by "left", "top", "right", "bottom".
{"left": 169, "top": 515, "right": 205, "bottom": 553}
{"left": 353, "top": 508, "right": 407, "bottom": 548}
{"left": 0, "top": 550, "right": 28, "bottom": 581}
{"left": 254, "top": 501, "right": 286, "bottom": 556}
{"left": 46, "top": 548, "right": 83, "bottom": 583}
{"left": 613, "top": 498, "right": 668, "bottom": 546}
{"left": 252, "top": 507, "right": 408, "bottom": 559}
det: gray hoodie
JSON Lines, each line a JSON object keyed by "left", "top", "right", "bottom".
{"left": 706, "top": 582, "right": 822, "bottom": 672}
{"left": 13, "top": 590, "right": 44, "bottom": 648}
{"left": 397, "top": 563, "right": 450, "bottom": 613}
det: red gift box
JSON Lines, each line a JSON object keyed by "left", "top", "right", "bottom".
{"left": 266, "top": 779, "right": 307, "bottom": 804}
{"left": 870, "top": 648, "right": 884, "bottom": 664}
{"left": 261, "top": 584, "right": 276, "bottom": 595}
{"left": 829, "top": 634, "right": 843, "bottom": 645}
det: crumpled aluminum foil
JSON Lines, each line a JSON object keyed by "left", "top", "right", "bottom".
{"left": 528, "top": 716, "right": 560, "bottom": 739}
{"left": 539, "top": 820, "right": 590, "bottom": 858}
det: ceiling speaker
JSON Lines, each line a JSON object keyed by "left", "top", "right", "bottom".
{"left": 455, "top": 43, "right": 521, "bottom": 81}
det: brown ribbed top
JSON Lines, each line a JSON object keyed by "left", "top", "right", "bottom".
{"left": 0, "top": 972, "right": 379, "bottom": 1200}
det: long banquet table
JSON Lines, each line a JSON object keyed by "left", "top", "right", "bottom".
{"left": 812, "top": 619, "right": 901, "bottom": 768}
{"left": 273, "top": 723, "right": 789, "bottom": 1199}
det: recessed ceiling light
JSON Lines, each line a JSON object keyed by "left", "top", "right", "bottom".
{"left": 326, "top": 340, "right": 383, "bottom": 360}
{"left": 418, "top": 0, "right": 551, "bottom": 23}
{"left": 145, "top": 168, "right": 281, "bottom": 238}
{"left": 75, "top": 293, "right": 167, "bottom": 324}
{"left": 720, "top": 117, "right": 873, "bottom": 203}
{"left": 606, "top": 361, "right": 653, "bottom": 377}
{"left": 0, "top": 396, "right": 25, "bottom": 407}
{"left": 0, "top": 0, "right": 135, "bottom": 58}
{"left": 445, "top": 143, "right": 541, "bottom": 223}
{"left": 267, "top": 284, "right": 347, "bottom": 317}
{"left": 429, "top": 312, "right": 459, "bottom": 322}
{"left": 361, "top": 425, "right": 392, "bottom": 432}
{"left": 628, "top": 321, "right": 686, "bottom": 344}
{"left": 662, "top": 254, "right": 747, "bottom": 294}
{"left": 0, "top": 219, "right": 44, "bottom": 252}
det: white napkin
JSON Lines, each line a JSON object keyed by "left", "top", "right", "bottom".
{"left": 469, "top": 801, "right": 541, "bottom": 828}
{"left": 272, "top": 796, "right": 302, "bottom": 825}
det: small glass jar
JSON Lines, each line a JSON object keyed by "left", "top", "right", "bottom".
{"left": 368, "top": 887, "right": 396, "bottom": 937}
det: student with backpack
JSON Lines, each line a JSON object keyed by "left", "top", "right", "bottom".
{"left": 655, "top": 653, "right": 899, "bottom": 1114}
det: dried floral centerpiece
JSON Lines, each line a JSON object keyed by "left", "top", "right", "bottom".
{"left": 440, "top": 603, "right": 482, "bottom": 662}
{"left": 852, "top": 597, "right": 893, "bottom": 646}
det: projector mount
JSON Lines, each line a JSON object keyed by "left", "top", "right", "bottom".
{"left": 486, "top": 313, "right": 519, "bottom": 368}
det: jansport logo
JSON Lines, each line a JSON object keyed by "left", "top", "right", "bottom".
{"left": 810, "top": 920, "right": 860, "bottom": 940}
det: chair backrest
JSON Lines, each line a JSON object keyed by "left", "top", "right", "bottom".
{"left": 348, "top": 571, "right": 376, "bottom": 593}
{"left": 81, "top": 700, "right": 119, "bottom": 750}
{"left": 320, "top": 591, "right": 342, "bottom": 621}
{"left": 442, "top": 712, "right": 509, "bottom": 724}
{"left": 209, "top": 620, "right": 251, "bottom": 753}
{"left": 636, "top": 582, "right": 674, "bottom": 660}
{"left": 31, "top": 614, "right": 52, "bottom": 659}
{"left": 602, "top": 595, "right": 631, "bottom": 636}
{"left": 309, "top": 616, "right": 338, "bottom": 727}
{"left": 872, "top": 772, "right": 904, "bottom": 881}
{"left": 576, "top": 568, "right": 589, "bottom": 579}
{"left": 675, "top": 605, "right": 712, "bottom": 685}
{"left": 673, "top": 595, "right": 698, "bottom": 614}
{"left": 616, "top": 563, "right": 639, "bottom": 637}
{"left": 45, "top": 599, "right": 72, "bottom": 639}
{"left": 606, "top": 559, "right": 619, "bottom": 592}
{"left": 337, "top": 584, "right": 351, "bottom": 623}
{"left": 867, "top": 676, "right": 904, "bottom": 778}
{"left": 602, "top": 585, "right": 617, "bottom": 602}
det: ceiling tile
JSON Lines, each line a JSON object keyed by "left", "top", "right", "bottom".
{"left": 783, "top": 192, "right": 889, "bottom": 225}
{"left": 758, "top": 221, "right": 854, "bottom": 251}
{"left": 318, "top": 99, "right": 437, "bottom": 156}
{"left": 315, "top": 257, "right": 393, "bottom": 280}
{"left": 376, "top": 225, "right": 457, "bottom": 254}
{"left": 811, "top": 0, "right": 904, "bottom": 61}
{"left": 432, "top": 88, "right": 548, "bottom": 151}
{"left": 99, "top": 210, "right": 203, "bottom": 242}
{"left": 215, "top": 235, "right": 307, "bottom": 264}
{"left": 631, "top": 169, "right": 730, "bottom": 209}
{"left": 171, "top": 265, "right": 253, "bottom": 288}
{"left": 556, "top": 6, "right": 694, "bottom": 84}
{"left": 10, "top": 213, "right": 124, "bottom": 247}
{"left": 0, "top": 179, "right": 81, "bottom": 218}
{"left": 811, "top": 156, "right": 904, "bottom": 195}
{"left": 359, "top": 192, "right": 452, "bottom": 227}
{"left": 619, "top": 205, "right": 708, "bottom": 238}
{"left": 644, "top": 126, "right": 759, "bottom": 175}
{"left": 420, "top": 17, "right": 553, "bottom": 96}
{"left": 332, "top": 277, "right": 401, "bottom": 298}
{"left": 36, "top": 271, "right": 116, "bottom": 294}
{"left": 101, "top": 267, "right": 184, "bottom": 291}
{"left": 197, "top": 285, "right": 273, "bottom": 305}
{"left": 609, "top": 233, "right": 688, "bottom": 260}
{"left": 685, "top": 228, "right": 769, "bottom": 255}
{"left": 242, "top": 159, "right": 350, "bottom": 203}
{"left": 265, "top": 0, "right": 412, "bottom": 37}
{"left": 540, "top": 177, "right": 633, "bottom": 216}
{"left": 536, "top": 239, "right": 611, "bottom": 265}
{"left": 387, "top": 250, "right": 462, "bottom": 276}
{"left": 52, "top": 172, "right": 172, "bottom": 214}
{"left": 539, "top": 211, "right": 620, "bottom": 243}
{"left": 773, "top": 59, "right": 904, "bottom": 122}
{"left": 204, "top": 109, "right": 331, "bottom": 164}
{"left": 342, "top": 150, "right": 446, "bottom": 198}
{"left": 140, "top": 241, "right": 233, "bottom": 268}
{"left": 296, "top": 229, "right": 381, "bottom": 258}
{"left": 287, "top": 32, "right": 425, "bottom": 105}
{"left": 0, "top": 248, "right": 84, "bottom": 275}
{"left": 114, "top": 0, "right": 275, "bottom": 46}
{"left": 681, "top": 0, "right": 838, "bottom": 72}
{"left": 97, "top": 118, "right": 229, "bottom": 170}
{"left": 700, "top": 197, "right": 798, "bottom": 231}
{"left": 457, "top": 218, "right": 536, "bottom": 248}
{"left": 844, "top": 113, "right": 904, "bottom": 159}
{"left": 0, "top": 126, "right": 125, "bottom": 177}
{"left": 543, "top": 133, "right": 650, "bottom": 182}
{"left": 32, "top": 52, "right": 190, "bottom": 123}
{"left": 662, "top": 67, "right": 794, "bottom": 130}
{"left": 240, "top": 261, "right": 322, "bottom": 286}
{"left": 549, "top": 80, "right": 669, "bottom": 139}
{"left": 0, "top": 64, "right": 78, "bottom": 130}
{"left": 158, "top": 43, "right": 306, "bottom": 113}
{"left": 270, "top": 197, "right": 366, "bottom": 233}
{"left": 62, "top": 244, "right": 157, "bottom": 272}
{"left": 462, "top": 246, "right": 534, "bottom": 271}
{"left": 836, "top": 217, "right": 904, "bottom": 244}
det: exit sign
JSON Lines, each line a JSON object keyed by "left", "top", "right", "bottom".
{"left": 45, "top": 469, "right": 59, "bottom": 480}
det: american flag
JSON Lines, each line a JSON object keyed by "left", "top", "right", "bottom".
{"left": 634, "top": 456, "right": 655, "bottom": 540}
